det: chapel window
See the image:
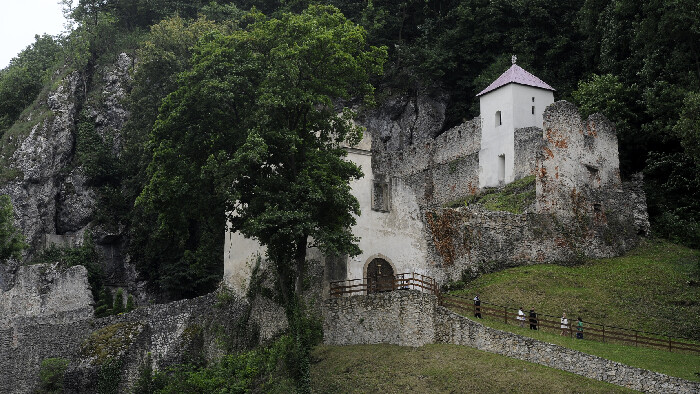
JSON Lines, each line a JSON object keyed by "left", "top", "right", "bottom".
{"left": 372, "top": 181, "right": 390, "bottom": 212}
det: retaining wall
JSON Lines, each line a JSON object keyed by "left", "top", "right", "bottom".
{"left": 323, "top": 290, "right": 437, "bottom": 347}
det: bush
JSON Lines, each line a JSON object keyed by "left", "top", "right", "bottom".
{"left": 37, "top": 358, "right": 69, "bottom": 394}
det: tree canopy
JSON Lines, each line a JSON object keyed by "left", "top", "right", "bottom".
{"left": 134, "top": 5, "right": 386, "bottom": 300}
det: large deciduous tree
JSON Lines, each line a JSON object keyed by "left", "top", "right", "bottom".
{"left": 136, "top": 6, "right": 386, "bottom": 305}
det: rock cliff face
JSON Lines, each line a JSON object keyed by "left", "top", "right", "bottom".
{"left": 0, "top": 54, "right": 135, "bottom": 291}
{"left": 360, "top": 86, "right": 448, "bottom": 152}
{"left": 1, "top": 71, "right": 82, "bottom": 260}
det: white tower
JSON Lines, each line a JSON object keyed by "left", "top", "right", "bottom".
{"left": 477, "top": 57, "right": 555, "bottom": 188}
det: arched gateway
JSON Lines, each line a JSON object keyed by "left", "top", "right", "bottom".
{"left": 365, "top": 257, "right": 395, "bottom": 294}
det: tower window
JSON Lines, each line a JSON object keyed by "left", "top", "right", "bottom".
{"left": 495, "top": 111, "right": 502, "bottom": 126}
{"left": 532, "top": 97, "right": 535, "bottom": 102}
{"left": 532, "top": 106, "right": 535, "bottom": 114}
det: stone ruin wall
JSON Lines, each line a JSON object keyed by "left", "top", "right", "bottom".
{"left": 419, "top": 101, "right": 648, "bottom": 284}
{"left": 372, "top": 117, "right": 482, "bottom": 208}
{"left": 513, "top": 126, "right": 543, "bottom": 180}
{"left": 0, "top": 263, "right": 269, "bottom": 393}
{"left": 0, "top": 264, "right": 94, "bottom": 326}
{"left": 536, "top": 101, "right": 624, "bottom": 219}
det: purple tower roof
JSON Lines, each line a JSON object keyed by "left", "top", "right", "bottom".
{"left": 477, "top": 64, "right": 555, "bottom": 96}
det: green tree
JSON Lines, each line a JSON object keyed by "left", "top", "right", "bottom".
{"left": 139, "top": 5, "right": 385, "bottom": 389}
{"left": 0, "top": 34, "right": 61, "bottom": 132}
{"left": 113, "top": 288, "right": 125, "bottom": 314}
{"left": 571, "top": 74, "right": 642, "bottom": 174}
{"left": 674, "top": 91, "right": 700, "bottom": 165}
{"left": 0, "top": 195, "right": 27, "bottom": 262}
{"left": 37, "top": 358, "right": 70, "bottom": 394}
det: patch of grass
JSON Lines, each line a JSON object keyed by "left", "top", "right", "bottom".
{"left": 311, "top": 344, "right": 634, "bottom": 393}
{"left": 449, "top": 239, "right": 700, "bottom": 340}
{"left": 444, "top": 175, "right": 536, "bottom": 214}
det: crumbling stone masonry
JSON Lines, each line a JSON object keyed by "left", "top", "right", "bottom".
{"left": 0, "top": 263, "right": 262, "bottom": 393}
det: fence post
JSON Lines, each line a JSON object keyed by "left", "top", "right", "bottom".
{"left": 504, "top": 307, "right": 508, "bottom": 324}
{"left": 669, "top": 336, "right": 672, "bottom": 352}
{"left": 602, "top": 325, "right": 605, "bottom": 343}
{"left": 635, "top": 331, "right": 638, "bottom": 347}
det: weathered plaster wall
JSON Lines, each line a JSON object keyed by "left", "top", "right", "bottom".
{"left": 323, "top": 291, "right": 700, "bottom": 393}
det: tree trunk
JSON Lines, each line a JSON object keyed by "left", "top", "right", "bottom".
{"left": 294, "top": 235, "right": 307, "bottom": 294}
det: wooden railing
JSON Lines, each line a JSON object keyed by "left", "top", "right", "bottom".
{"left": 329, "top": 272, "right": 439, "bottom": 297}
{"left": 441, "top": 294, "right": 700, "bottom": 355}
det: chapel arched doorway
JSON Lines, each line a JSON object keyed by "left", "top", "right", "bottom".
{"left": 366, "top": 257, "right": 395, "bottom": 294}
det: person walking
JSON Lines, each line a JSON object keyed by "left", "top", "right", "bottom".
{"left": 517, "top": 307, "right": 526, "bottom": 327}
{"left": 576, "top": 317, "right": 584, "bottom": 339}
{"left": 560, "top": 312, "right": 569, "bottom": 336}
{"left": 473, "top": 294, "right": 482, "bottom": 318}
{"left": 529, "top": 308, "right": 538, "bottom": 330}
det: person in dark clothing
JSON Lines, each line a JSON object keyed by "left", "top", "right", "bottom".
{"left": 576, "top": 317, "right": 584, "bottom": 339}
{"left": 529, "top": 308, "right": 538, "bottom": 330}
{"left": 473, "top": 294, "right": 481, "bottom": 318}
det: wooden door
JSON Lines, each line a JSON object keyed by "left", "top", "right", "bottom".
{"left": 366, "top": 258, "right": 394, "bottom": 294}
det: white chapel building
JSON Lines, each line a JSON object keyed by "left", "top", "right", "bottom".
{"left": 224, "top": 59, "right": 557, "bottom": 294}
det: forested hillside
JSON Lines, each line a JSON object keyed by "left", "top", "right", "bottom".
{"left": 0, "top": 0, "right": 698, "bottom": 302}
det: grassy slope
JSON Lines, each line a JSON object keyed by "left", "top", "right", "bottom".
{"left": 447, "top": 239, "right": 700, "bottom": 381}
{"left": 311, "top": 344, "right": 634, "bottom": 393}
{"left": 450, "top": 239, "right": 700, "bottom": 339}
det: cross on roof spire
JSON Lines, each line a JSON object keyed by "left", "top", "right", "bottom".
{"left": 512, "top": 55, "right": 517, "bottom": 64}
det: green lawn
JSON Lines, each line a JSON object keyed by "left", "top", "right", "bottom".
{"left": 311, "top": 344, "right": 635, "bottom": 393}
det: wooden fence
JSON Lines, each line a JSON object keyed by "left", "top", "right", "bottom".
{"left": 440, "top": 294, "right": 700, "bottom": 354}
{"left": 329, "top": 272, "right": 439, "bottom": 297}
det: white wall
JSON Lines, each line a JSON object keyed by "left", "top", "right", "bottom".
{"left": 223, "top": 131, "right": 429, "bottom": 295}
{"left": 346, "top": 152, "right": 429, "bottom": 280}
{"left": 479, "top": 84, "right": 553, "bottom": 188}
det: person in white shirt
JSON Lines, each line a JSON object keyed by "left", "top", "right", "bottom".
{"left": 517, "top": 307, "right": 525, "bottom": 327}
{"left": 560, "top": 312, "right": 569, "bottom": 336}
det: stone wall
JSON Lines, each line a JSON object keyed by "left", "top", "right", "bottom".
{"left": 424, "top": 188, "right": 647, "bottom": 284}
{"left": 0, "top": 263, "right": 93, "bottom": 325}
{"left": 323, "top": 290, "right": 437, "bottom": 347}
{"left": 0, "top": 264, "right": 260, "bottom": 394}
{"left": 322, "top": 291, "right": 700, "bottom": 393}
{"left": 372, "top": 118, "right": 481, "bottom": 207}
{"left": 536, "top": 102, "right": 621, "bottom": 218}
